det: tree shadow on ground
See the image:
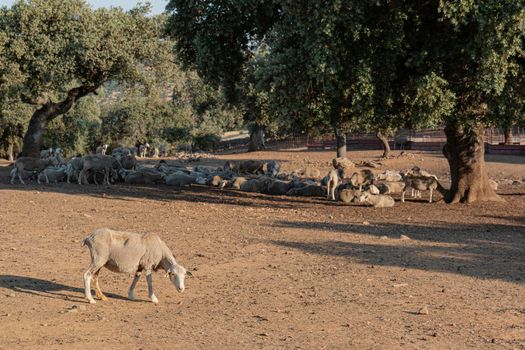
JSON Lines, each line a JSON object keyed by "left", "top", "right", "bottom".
{"left": 0, "top": 275, "right": 128, "bottom": 303}
{"left": 269, "top": 220, "right": 525, "bottom": 284}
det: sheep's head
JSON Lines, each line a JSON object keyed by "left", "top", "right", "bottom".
{"left": 168, "top": 265, "right": 191, "bottom": 292}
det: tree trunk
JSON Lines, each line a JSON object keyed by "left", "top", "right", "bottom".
{"left": 376, "top": 131, "right": 391, "bottom": 158}
{"left": 20, "top": 85, "right": 100, "bottom": 157}
{"left": 442, "top": 123, "right": 503, "bottom": 203}
{"left": 21, "top": 108, "right": 49, "bottom": 157}
{"left": 503, "top": 126, "right": 512, "bottom": 145}
{"left": 7, "top": 141, "right": 14, "bottom": 161}
{"left": 248, "top": 125, "right": 266, "bottom": 152}
{"left": 334, "top": 127, "right": 346, "bottom": 158}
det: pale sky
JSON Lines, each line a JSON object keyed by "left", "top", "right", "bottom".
{"left": 0, "top": 0, "right": 168, "bottom": 15}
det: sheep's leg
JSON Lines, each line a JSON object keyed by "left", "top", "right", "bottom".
{"left": 45, "top": 172, "right": 50, "bottom": 184}
{"left": 78, "top": 170, "right": 84, "bottom": 185}
{"left": 93, "top": 270, "right": 108, "bottom": 301}
{"left": 128, "top": 272, "right": 141, "bottom": 301}
{"left": 145, "top": 271, "right": 159, "bottom": 303}
{"left": 429, "top": 188, "right": 433, "bottom": 203}
{"left": 401, "top": 190, "right": 406, "bottom": 203}
{"left": 83, "top": 267, "right": 97, "bottom": 304}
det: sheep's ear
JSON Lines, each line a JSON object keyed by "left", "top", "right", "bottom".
{"left": 186, "top": 271, "right": 193, "bottom": 277}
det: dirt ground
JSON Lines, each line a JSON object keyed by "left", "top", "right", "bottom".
{"left": 0, "top": 149, "right": 524, "bottom": 350}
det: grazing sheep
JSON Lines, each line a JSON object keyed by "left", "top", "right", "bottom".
{"left": 326, "top": 169, "right": 341, "bottom": 200}
{"left": 359, "top": 192, "right": 395, "bottom": 208}
{"left": 401, "top": 175, "right": 439, "bottom": 203}
{"left": 78, "top": 155, "right": 120, "bottom": 185}
{"left": 96, "top": 144, "right": 109, "bottom": 155}
{"left": 38, "top": 166, "right": 67, "bottom": 184}
{"left": 349, "top": 169, "right": 375, "bottom": 191}
{"left": 11, "top": 157, "right": 58, "bottom": 184}
{"left": 263, "top": 179, "right": 292, "bottom": 195}
{"left": 81, "top": 228, "right": 190, "bottom": 304}
{"left": 286, "top": 184, "right": 326, "bottom": 197}
{"left": 165, "top": 173, "right": 194, "bottom": 188}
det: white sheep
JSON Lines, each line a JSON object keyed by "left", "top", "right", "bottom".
{"left": 376, "top": 170, "right": 403, "bottom": 182}
{"left": 96, "top": 144, "right": 109, "bottom": 155}
{"left": 349, "top": 169, "right": 374, "bottom": 191}
{"left": 38, "top": 165, "right": 67, "bottom": 184}
{"left": 326, "top": 169, "right": 340, "bottom": 200}
{"left": 11, "top": 157, "right": 58, "bottom": 184}
{"left": 81, "top": 228, "right": 190, "bottom": 304}
{"left": 359, "top": 192, "right": 395, "bottom": 208}
{"left": 78, "top": 155, "right": 120, "bottom": 185}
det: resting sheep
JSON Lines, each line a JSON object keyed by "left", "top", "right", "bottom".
{"left": 359, "top": 192, "right": 395, "bottom": 208}
{"left": 349, "top": 169, "right": 374, "bottom": 191}
{"left": 263, "top": 179, "right": 292, "bottom": 195}
{"left": 81, "top": 228, "right": 190, "bottom": 304}
{"left": 286, "top": 184, "right": 326, "bottom": 197}
{"left": 165, "top": 173, "right": 195, "bottom": 188}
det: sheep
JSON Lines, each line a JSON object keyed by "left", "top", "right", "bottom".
{"left": 339, "top": 188, "right": 363, "bottom": 203}
{"left": 159, "top": 144, "right": 168, "bottom": 157}
{"left": 139, "top": 143, "right": 151, "bottom": 158}
{"left": 376, "top": 170, "right": 403, "bottom": 182}
{"left": 401, "top": 175, "right": 439, "bottom": 203}
{"left": 300, "top": 167, "right": 321, "bottom": 178}
{"left": 224, "top": 160, "right": 265, "bottom": 174}
{"left": 9, "top": 167, "right": 36, "bottom": 183}
{"left": 165, "top": 173, "right": 195, "bottom": 188}
{"left": 240, "top": 178, "right": 271, "bottom": 192}
{"left": 358, "top": 192, "right": 395, "bottom": 208}
{"left": 332, "top": 157, "right": 355, "bottom": 178}
{"left": 149, "top": 147, "right": 160, "bottom": 158}
{"left": 230, "top": 176, "right": 248, "bottom": 190}
{"left": 66, "top": 157, "right": 83, "bottom": 184}
{"left": 11, "top": 157, "right": 58, "bottom": 184}
{"left": 326, "top": 169, "right": 341, "bottom": 200}
{"left": 119, "top": 154, "right": 137, "bottom": 170}
{"left": 263, "top": 160, "right": 281, "bottom": 177}
{"left": 38, "top": 166, "right": 67, "bottom": 184}
{"left": 78, "top": 155, "right": 120, "bottom": 185}
{"left": 209, "top": 175, "right": 224, "bottom": 187}
{"left": 263, "top": 179, "right": 292, "bottom": 195}
{"left": 119, "top": 169, "right": 164, "bottom": 184}
{"left": 286, "top": 184, "right": 326, "bottom": 197}
{"left": 376, "top": 181, "right": 406, "bottom": 195}
{"left": 96, "top": 144, "right": 109, "bottom": 155}
{"left": 81, "top": 228, "right": 190, "bottom": 304}
{"left": 349, "top": 169, "right": 375, "bottom": 191}
{"left": 366, "top": 184, "right": 381, "bottom": 195}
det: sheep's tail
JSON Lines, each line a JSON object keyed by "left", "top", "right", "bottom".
{"left": 80, "top": 236, "right": 91, "bottom": 248}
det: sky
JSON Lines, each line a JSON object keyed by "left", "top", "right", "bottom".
{"left": 0, "top": 0, "right": 168, "bottom": 15}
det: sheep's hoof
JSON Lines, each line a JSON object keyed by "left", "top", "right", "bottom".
{"left": 99, "top": 295, "right": 108, "bottom": 301}
{"left": 128, "top": 294, "right": 135, "bottom": 301}
{"left": 88, "top": 299, "right": 96, "bottom": 304}
{"left": 150, "top": 295, "right": 159, "bottom": 304}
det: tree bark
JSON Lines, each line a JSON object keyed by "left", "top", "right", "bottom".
{"left": 376, "top": 131, "right": 391, "bottom": 158}
{"left": 7, "top": 141, "right": 14, "bottom": 161}
{"left": 442, "top": 123, "right": 503, "bottom": 203}
{"left": 248, "top": 125, "right": 266, "bottom": 152}
{"left": 20, "top": 85, "right": 99, "bottom": 157}
{"left": 503, "top": 126, "right": 512, "bottom": 145}
{"left": 334, "top": 127, "right": 346, "bottom": 158}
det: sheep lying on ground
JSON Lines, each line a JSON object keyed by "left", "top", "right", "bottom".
{"left": 286, "top": 184, "right": 325, "bottom": 197}
{"left": 81, "top": 228, "right": 190, "bottom": 304}
{"left": 165, "top": 173, "right": 195, "bottom": 188}
{"left": 263, "top": 160, "right": 281, "bottom": 177}
{"left": 339, "top": 188, "right": 363, "bottom": 203}
{"left": 224, "top": 160, "right": 265, "bottom": 174}
{"left": 11, "top": 157, "right": 57, "bottom": 184}
{"left": 359, "top": 192, "right": 395, "bottom": 208}
{"left": 119, "top": 154, "right": 137, "bottom": 170}
{"left": 240, "top": 177, "right": 272, "bottom": 192}
{"left": 376, "top": 170, "right": 403, "bottom": 182}
{"left": 263, "top": 179, "right": 292, "bottom": 195}
{"left": 349, "top": 169, "right": 374, "bottom": 191}
{"left": 401, "top": 175, "right": 439, "bottom": 203}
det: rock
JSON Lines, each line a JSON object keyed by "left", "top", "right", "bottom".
{"left": 418, "top": 306, "right": 429, "bottom": 315}
{"left": 498, "top": 179, "right": 514, "bottom": 186}
{"left": 67, "top": 309, "right": 78, "bottom": 314}
{"left": 7, "top": 292, "right": 15, "bottom": 297}
{"left": 393, "top": 283, "right": 408, "bottom": 288}
{"left": 380, "top": 235, "right": 388, "bottom": 240}
{"left": 512, "top": 180, "right": 521, "bottom": 185}
{"left": 362, "top": 221, "right": 370, "bottom": 226}
{"left": 399, "top": 234, "right": 411, "bottom": 240}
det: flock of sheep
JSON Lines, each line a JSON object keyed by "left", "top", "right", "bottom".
{"left": 9, "top": 145, "right": 442, "bottom": 208}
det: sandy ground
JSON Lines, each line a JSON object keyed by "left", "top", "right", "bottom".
{"left": 0, "top": 149, "right": 524, "bottom": 350}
